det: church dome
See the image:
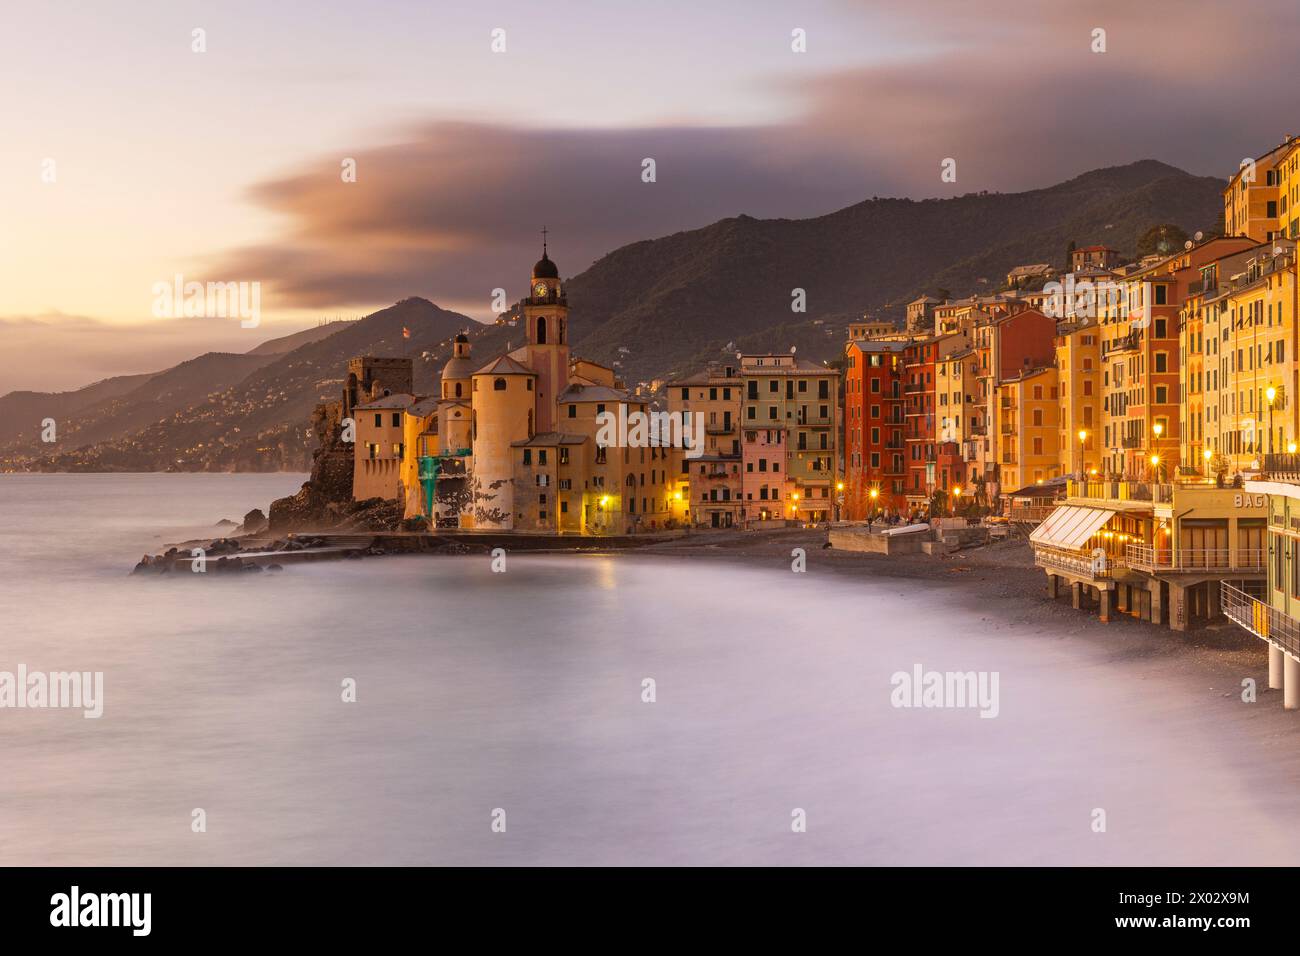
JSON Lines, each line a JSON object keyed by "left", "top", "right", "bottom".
{"left": 531, "top": 252, "right": 559, "bottom": 279}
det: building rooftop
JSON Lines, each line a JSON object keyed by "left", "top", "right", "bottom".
{"left": 511, "top": 431, "right": 587, "bottom": 447}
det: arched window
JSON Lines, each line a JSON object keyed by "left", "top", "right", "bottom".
{"left": 454, "top": 382, "right": 462, "bottom": 398}
{"left": 494, "top": 378, "right": 507, "bottom": 391}
{"left": 559, "top": 320, "right": 566, "bottom": 344}
{"left": 536, "top": 316, "right": 547, "bottom": 344}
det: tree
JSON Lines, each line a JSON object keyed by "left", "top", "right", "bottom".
{"left": 1136, "top": 223, "right": 1189, "bottom": 258}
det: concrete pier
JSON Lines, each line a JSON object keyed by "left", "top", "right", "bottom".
{"left": 1270, "top": 645, "right": 1285, "bottom": 691}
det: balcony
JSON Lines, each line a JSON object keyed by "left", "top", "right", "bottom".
{"left": 1000, "top": 422, "right": 1015, "bottom": 435}
{"left": 968, "top": 423, "right": 988, "bottom": 436}
{"left": 705, "top": 422, "right": 733, "bottom": 434}
{"left": 1222, "top": 582, "right": 1300, "bottom": 657}
{"left": 1125, "top": 544, "right": 1265, "bottom": 573}
{"left": 1034, "top": 545, "right": 1119, "bottom": 580}
{"left": 1121, "top": 434, "right": 1142, "bottom": 449}
{"left": 1069, "top": 479, "right": 1173, "bottom": 504}
{"left": 1262, "top": 453, "right": 1300, "bottom": 482}
{"left": 904, "top": 383, "right": 925, "bottom": 393}
{"left": 1007, "top": 505, "right": 1055, "bottom": 523}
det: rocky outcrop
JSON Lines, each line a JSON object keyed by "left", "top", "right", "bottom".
{"left": 241, "top": 508, "right": 268, "bottom": 534}
{"left": 268, "top": 401, "right": 355, "bottom": 532}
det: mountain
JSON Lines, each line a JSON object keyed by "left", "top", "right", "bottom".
{"left": 0, "top": 300, "right": 472, "bottom": 471}
{"left": 560, "top": 160, "right": 1226, "bottom": 381}
{"left": 245, "top": 320, "right": 357, "bottom": 356}
{"left": 0, "top": 160, "right": 1228, "bottom": 472}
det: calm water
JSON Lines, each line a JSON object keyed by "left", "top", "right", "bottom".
{"left": 1, "top": 473, "right": 1298, "bottom": 866}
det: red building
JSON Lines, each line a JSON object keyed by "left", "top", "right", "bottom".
{"left": 903, "top": 337, "right": 940, "bottom": 511}
{"left": 843, "top": 340, "right": 906, "bottom": 517}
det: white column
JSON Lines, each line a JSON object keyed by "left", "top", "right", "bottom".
{"left": 1286, "top": 653, "right": 1300, "bottom": 711}
{"left": 1270, "top": 644, "right": 1284, "bottom": 691}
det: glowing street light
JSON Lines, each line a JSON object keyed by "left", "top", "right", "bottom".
{"left": 1290, "top": 442, "right": 1298, "bottom": 455}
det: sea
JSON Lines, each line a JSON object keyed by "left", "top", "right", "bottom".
{"left": 1, "top": 472, "right": 1298, "bottom": 865}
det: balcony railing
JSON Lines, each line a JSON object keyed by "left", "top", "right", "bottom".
{"left": 1121, "top": 435, "right": 1142, "bottom": 449}
{"left": 1262, "top": 453, "right": 1300, "bottom": 482}
{"left": 1222, "top": 582, "right": 1300, "bottom": 657}
{"left": 1034, "top": 545, "right": 1119, "bottom": 580}
{"left": 1125, "top": 544, "right": 1265, "bottom": 573}
{"left": 705, "top": 422, "right": 733, "bottom": 434}
{"left": 1008, "top": 505, "right": 1055, "bottom": 523}
{"left": 1068, "top": 479, "right": 1173, "bottom": 503}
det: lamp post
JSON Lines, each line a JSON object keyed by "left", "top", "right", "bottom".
{"left": 1203, "top": 446, "right": 1212, "bottom": 479}
{"left": 834, "top": 480, "right": 844, "bottom": 523}
{"left": 1077, "top": 429, "right": 1087, "bottom": 482}
{"left": 1150, "top": 453, "right": 1161, "bottom": 483}
{"left": 868, "top": 486, "right": 880, "bottom": 528}
{"left": 1151, "top": 422, "right": 1163, "bottom": 482}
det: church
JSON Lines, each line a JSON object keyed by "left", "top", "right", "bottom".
{"left": 351, "top": 245, "right": 679, "bottom": 534}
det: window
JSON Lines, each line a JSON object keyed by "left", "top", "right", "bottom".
{"left": 522, "top": 450, "right": 532, "bottom": 465}
{"left": 494, "top": 378, "right": 507, "bottom": 391}
{"left": 373, "top": 414, "right": 382, "bottom": 428}
{"left": 538, "top": 450, "right": 547, "bottom": 465}
{"left": 1154, "top": 352, "right": 1168, "bottom": 373}
{"left": 559, "top": 447, "right": 569, "bottom": 465}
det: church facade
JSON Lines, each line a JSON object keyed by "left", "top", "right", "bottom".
{"left": 351, "top": 248, "right": 676, "bottom": 534}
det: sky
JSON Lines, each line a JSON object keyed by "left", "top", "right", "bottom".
{"left": 3, "top": 0, "right": 1299, "bottom": 391}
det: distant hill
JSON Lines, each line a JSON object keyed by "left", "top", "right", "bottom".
{"left": 0, "top": 300, "right": 472, "bottom": 471}
{"left": 561, "top": 160, "right": 1226, "bottom": 381}
{"left": 245, "top": 321, "right": 356, "bottom": 356}
{"left": 0, "top": 159, "right": 1229, "bottom": 471}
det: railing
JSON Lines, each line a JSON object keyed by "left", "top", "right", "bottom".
{"left": 904, "top": 383, "right": 925, "bottom": 393}
{"left": 1262, "top": 453, "right": 1300, "bottom": 482}
{"left": 1068, "top": 479, "right": 1173, "bottom": 503}
{"left": 704, "top": 422, "right": 733, "bottom": 434}
{"left": 1034, "top": 545, "right": 1118, "bottom": 579}
{"left": 1121, "top": 435, "right": 1142, "bottom": 449}
{"left": 1007, "top": 505, "right": 1055, "bottom": 523}
{"left": 1000, "top": 422, "right": 1015, "bottom": 435}
{"left": 1125, "top": 544, "right": 1265, "bottom": 573}
{"left": 968, "top": 424, "right": 988, "bottom": 436}
{"left": 1222, "top": 582, "right": 1300, "bottom": 657}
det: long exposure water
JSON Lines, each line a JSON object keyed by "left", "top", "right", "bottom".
{"left": 2, "top": 473, "right": 1298, "bottom": 865}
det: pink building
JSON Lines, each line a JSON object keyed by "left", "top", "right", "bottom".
{"left": 741, "top": 427, "right": 791, "bottom": 523}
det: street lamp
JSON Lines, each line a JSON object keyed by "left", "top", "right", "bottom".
{"left": 1150, "top": 453, "right": 1161, "bottom": 482}
{"left": 868, "top": 486, "right": 880, "bottom": 528}
{"left": 1203, "top": 446, "right": 1212, "bottom": 478}
{"left": 1077, "top": 429, "right": 1087, "bottom": 481}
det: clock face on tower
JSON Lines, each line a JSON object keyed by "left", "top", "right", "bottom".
{"left": 534, "top": 283, "right": 548, "bottom": 298}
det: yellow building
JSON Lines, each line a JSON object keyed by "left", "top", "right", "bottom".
{"left": 739, "top": 354, "right": 841, "bottom": 524}
{"left": 353, "top": 394, "right": 413, "bottom": 501}
{"left": 1202, "top": 239, "right": 1299, "bottom": 475}
{"left": 1224, "top": 137, "right": 1292, "bottom": 242}
{"left": 1054, "top": 320, "right": 1102, "bottom": 478}
{"left": 996, "top": 366, "right": 1061, "bottom": 492}
{"left": 668, "top": 363, "right": 742, "bottom": 528}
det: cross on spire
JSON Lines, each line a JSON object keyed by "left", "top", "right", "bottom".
{"left": 541, "top": 225, "right": 549, "bottom": 256}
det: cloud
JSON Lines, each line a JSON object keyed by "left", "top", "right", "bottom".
{"left": 209, "top": 0, "right": 1300, "bottom": 319}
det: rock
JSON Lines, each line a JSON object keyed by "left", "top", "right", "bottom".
{"left": 266, "top": 564, "right": 284, "bottom": 573}
{"left": 241, "top": 508, "right": 268, "bottom": 534}
{"left": 215, "top": 518, "right": 238, "bottom": 528}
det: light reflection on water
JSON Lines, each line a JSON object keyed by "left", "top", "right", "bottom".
{"left": 0, "top": 473, "right": 1296, "bottom": 866}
